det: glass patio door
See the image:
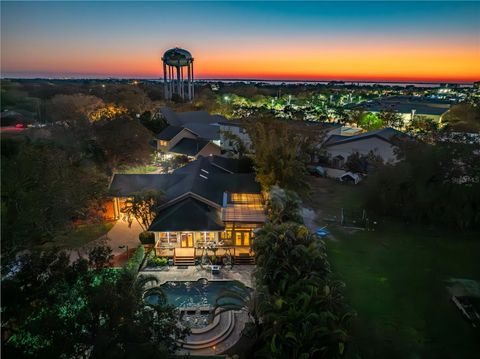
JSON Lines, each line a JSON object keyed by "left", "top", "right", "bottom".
{"left": 180, "top": 233, "right": 194, "bottom": 247}
{"left": 235, "top": 231, "right": 251, "bottom": 246}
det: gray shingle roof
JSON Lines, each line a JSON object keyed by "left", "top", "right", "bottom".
{"left": 182, "top": 122, "right": 220, "bottom": 141}
{"left": 173, "top": 155, "right": 252, "bottom": 175}
{"left": 173, "top": 156, "right": 232, "bottom": 175}
{"left": 148, "top": 197, "right": 224, "bottom": 232}
{"left": 169, "top": 138, "right": 211, "bottom": 157}
{"left": 109, "top": 174, "right": 180, "bottom": 197}
{"left": 324, "top": 128, "right": 406, "bottom": 147}
{"left": 156, "top": 125, "right": 186, "bottom": 140}
{"left": 109, "top": 159, "right": 261, "bottom": 206}
{"left": 348, "top": 96, "right": 451, "bottom": 116}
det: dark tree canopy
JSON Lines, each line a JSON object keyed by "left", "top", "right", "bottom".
{"left": 1, "top": 247, "right": 188, "bottom": 359}
{"left": 94, "top": 115, "right": 154, "bottom": 170}
{"left": 443, "top": 103, "right": 480, "bottom": 133}
{"left": 364, "top": 141, "right": 480, "bottom": 230}
{"left": 253, "top": 223, "right": 352, "bottom": 358}
{"left": 1, "top": 138, "right": 108, "bottom": 257}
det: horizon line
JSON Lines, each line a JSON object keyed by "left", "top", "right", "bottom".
{"left": 1, "top": 76, "right": 476, "bottom": 85}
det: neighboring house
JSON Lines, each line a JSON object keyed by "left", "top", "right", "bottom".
{"left": 109, "top": 156, "right": 266, "bottom": 265}
{"left": 155, "top": 125, "right": 221, "bottom": 159}
{"left": 324, "top": 127, "right": 406, "bottom": 168}
{"left": 155, "top": 107, "right": 228, "bottom": 158}
{"left": 348, "top": 95, "right": 452, "bottom": 123}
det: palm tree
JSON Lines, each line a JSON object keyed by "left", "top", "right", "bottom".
{"left": 214, "top": 281, "right": 266, "bottom": 336}
{"left": 252, "top": 223, "right": 354, "bottom": 358}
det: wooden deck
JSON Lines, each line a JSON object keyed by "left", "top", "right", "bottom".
{"left": 154, "top": 246, "right": 254, "bottom": 258}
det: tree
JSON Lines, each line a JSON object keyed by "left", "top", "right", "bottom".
{"left": 89, "top": 104, "right": 129, "bottom": 122}
{"left": 442, "top": 103, "right": 480, "bottom": 133}
{"left": 247, "top": 117, "right": 316, "bottom": 192}
{"left": 359, "top": 112, "right": 383, "bottom": 131}
{"left": 347, "top": 108, "right": 365, "bottom": 127}
{"left": 140, "top": 111, "right": 168, "bottom": 134}
{"left": 94, "top": 115, "right": 154, "bottom": 170}
{"left": 121, "top": 190, "right": 165, "bottom": 232}
{"left": 345, "top": 151, "right": 384, "bottom": 173}
{"left": 252, "top": 223, "right": 352, "bottom": 358}
{"left": 47, "top": 93, "right": 104, "bottom": 128}
{"left": 379, "top": 109, "right": 404, "bottom": 129}
{"left": 364, "top": 141, "right": 480, "bottom": 230}
{"left": 214, "top": 281, "right": 265, "bottom": 337}
{"left": 405, "top": 115, "right": 440, "bottom": 143}
{"left": 1, "top": 138, "right": 108, "bottom": 257}
{"left": 103, "top": 86, "right": 155, "bottom": 117}
{"left": 1, "top": 246, "right": 189, "bottom": 359}
{"left": 266, "top": 185, "right": 303, "bottom": 225}
{"left": 221, "top": 130, "right": 249, "bottom": 157}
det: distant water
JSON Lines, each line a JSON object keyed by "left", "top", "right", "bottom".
{"left": 199, "top": 79, "right": 474, "bottom": 88}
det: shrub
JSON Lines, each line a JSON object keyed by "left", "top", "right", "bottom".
{"left": 125, "top": 245, "right": 145, "bottom": 274}
{"left": 147, "top": 257, "right": 168, "bottom": 267}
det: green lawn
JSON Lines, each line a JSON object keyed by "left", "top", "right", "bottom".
{"left": 328, "top": 224, "right": 480, "bottom": 359}
{"left": 116, "top": 164, "right": 158, "bottom": 174}
{"left": 42, "top": 221, "right": 115, "bottom": 250}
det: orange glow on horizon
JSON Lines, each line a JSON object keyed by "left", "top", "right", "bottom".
{"left": 3, "top": 40, "right": 479, "bottom": 82}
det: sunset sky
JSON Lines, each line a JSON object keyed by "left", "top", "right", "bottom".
{"left": 1, "top": 1, "right": 479, "bottom": 82}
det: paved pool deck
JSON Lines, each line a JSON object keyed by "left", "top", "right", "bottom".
{"left": 140, "top": 265, "right": 255, "bottom": 288}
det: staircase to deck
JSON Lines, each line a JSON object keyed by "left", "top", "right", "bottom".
{"left": 174, "top": 248, "right": 196, "bottom": 266}
{"left": 234, "top": 254, "right": 255, "bottom": 265}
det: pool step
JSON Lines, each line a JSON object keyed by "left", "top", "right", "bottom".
{"left": 178, "top": 310, "right": 249, "bottom": 356}
{"left": 234, "top": 255, "right": 255, "bottom": 265}
{"left": 174, "top": 256, "right": 195, "bottom": 266}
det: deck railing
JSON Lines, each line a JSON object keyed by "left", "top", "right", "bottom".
{"left": 154, "top": 242, "right": 253, "bottom": 258}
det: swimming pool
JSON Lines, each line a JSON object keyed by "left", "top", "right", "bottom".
{"left": 146, "top": 279, "right": 247, "bottom": 308}
{"left": 145, "top": 279, "right": 249, "bottom": 328}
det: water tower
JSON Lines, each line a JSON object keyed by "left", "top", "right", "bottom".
{"left": 162, "top": 47, "right": 194, "bottom": 101}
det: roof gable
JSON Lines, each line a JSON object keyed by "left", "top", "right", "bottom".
{"left": 148, "top": 197, "right": 224, "bottom": 232}
{"left": 156, "top": 125, "right": 185, "bottom": 140}
{"left": 325, "top": 128, "right": 406, "bottom": 147}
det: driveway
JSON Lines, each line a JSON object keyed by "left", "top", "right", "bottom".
{"left": 67, "top": 220, "right": 143, "bottom": 263}
{"left": 104, "top": 220, "right": 143, "bottom": 256}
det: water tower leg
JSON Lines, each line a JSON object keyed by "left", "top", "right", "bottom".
{"left": 163, "top": 62, "right": 168, "bottom": 100}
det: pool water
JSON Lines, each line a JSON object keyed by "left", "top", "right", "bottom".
{"left": 146, "top": 279, "right": 247, "bottom": 308}
{"left": 145, "top": 279, "right": 248, "bottom": 329}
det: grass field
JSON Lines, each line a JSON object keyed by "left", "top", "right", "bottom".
{"left": 116, "top": 164, "right": 158, "bottom": 174}
{"left": 328, "top": 225, "right": 480, "bottom": 359}
{"left": 43, "top": 221, "right": 115, "bottom": 250}
{"left": 302, "top": 177, "right": 480, "bottom": 358}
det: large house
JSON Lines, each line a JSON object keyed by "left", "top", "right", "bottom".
{"left": 324, "top": 127, "right": 406, "bottom": 168}
{"left": 156, "top": 125, "right": 221, "bottom": 159}
{"left": 154, "top": 107, "right": 225, "bottom": 158}
{"left": 109, "top": 155, "right": 266, "bottom": 265}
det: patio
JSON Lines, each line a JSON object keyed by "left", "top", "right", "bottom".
{"left": 140, "top": 264, "right": 255, "bottom": 288}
